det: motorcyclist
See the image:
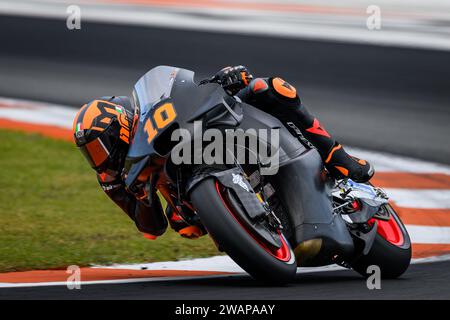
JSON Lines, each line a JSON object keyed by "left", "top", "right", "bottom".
{"left": 72, "top": 96, "right": 196, "bottom": 240}
{"left": 72, "top": 66, "right": 374, "bottom": 240}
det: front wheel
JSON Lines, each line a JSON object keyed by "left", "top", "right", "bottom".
{"left": 190, "top": 178, "right": 297, "bottom": 284}
{"left": 351, "top": 204, "right": 412, "bottom": 278}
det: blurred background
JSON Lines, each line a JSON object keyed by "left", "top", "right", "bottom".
{"left": 0, "top": 0, "right": 449, "bottom": 272}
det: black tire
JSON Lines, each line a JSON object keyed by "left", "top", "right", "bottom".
{"left": 351, "top": 204, "right": 412, "bottom": 279}
{"left": 190, "top": 178, "right": 297, "bottom": 284}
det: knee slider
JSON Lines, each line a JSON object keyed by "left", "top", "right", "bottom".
{"left": 270, "top": 77, "right": 297, "bottom": 99}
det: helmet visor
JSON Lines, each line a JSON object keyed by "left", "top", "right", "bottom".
{"left": 78, "top": 121, "right": 121, "bottom": 171}
{"left": 79, "top": 137, "right": 110, "bottom": 169}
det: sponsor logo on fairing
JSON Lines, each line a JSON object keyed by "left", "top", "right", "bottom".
{"left": 232, "top": 173, "right": 250, "bottom": 192}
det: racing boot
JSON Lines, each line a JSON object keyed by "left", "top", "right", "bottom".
{"left": 323, "top": 142, "right": 374, "bottom": 182}
{"left": 300, "top": 115, "right": 374, "bottom": 182}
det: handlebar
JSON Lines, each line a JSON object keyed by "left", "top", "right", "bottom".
{"left": 199, "top": 75, "right": 222, "bottom": 86}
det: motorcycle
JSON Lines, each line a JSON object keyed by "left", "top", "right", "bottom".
{"left": 123, "top": 66, "right": 411, "bottom": 284}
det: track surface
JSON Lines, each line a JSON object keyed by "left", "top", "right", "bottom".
{"left": 1, "top": 15, "right": 450, "bottom": 299}
{"left": 1, "top": 15, "right": 450, "bottom": 164}
{"left": 2, "top": 260, "right": 450, "bottom": 300}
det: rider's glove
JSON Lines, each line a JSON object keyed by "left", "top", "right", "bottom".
{"left": 214, "top": 65, "right": 253, "bottom": 95}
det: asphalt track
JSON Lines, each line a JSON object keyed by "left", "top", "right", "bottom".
{"left": 2, "top": 260, "right": 450, "bottom": 299}
{"left": 1, "top": 14, "right": 450, "bottom": 299}
{"left": 1, "top": 15, "right": 450, "bottom": 164}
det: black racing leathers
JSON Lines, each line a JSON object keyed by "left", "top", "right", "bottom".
{"left": 237, "top": 77, "right": 335, "bottom": 158}
{"left": 237, "top": 77, "right": 374, "bottom": 182}
{"left": 97, "top": 173, "right": 168, "bottom": 236}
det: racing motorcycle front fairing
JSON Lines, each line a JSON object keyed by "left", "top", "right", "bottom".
{"left": 124, "top": 66, "right": 226, "bottom": 192}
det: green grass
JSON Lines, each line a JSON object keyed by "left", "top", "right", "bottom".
{"left": 0, "top": 129, "right": 219, "bottom": 272}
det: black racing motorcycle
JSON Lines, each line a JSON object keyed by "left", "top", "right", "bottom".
{"left": 123, "top": 66, "right": 411, "bottom": 284}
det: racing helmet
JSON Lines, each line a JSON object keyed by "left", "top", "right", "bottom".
{"left": 72, "top": 96, "right": 136, "bottom": 174}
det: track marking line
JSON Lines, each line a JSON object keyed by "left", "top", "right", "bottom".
{"left": 347, "top": 147, "right": 450, "bottom": 175}
{"left": 0, "top": 268, "right": 233, "bottom": 284}
{"left": 385, "top": 189, "right": 450, "bottom": 209}
{"left": 406, "top": 225, "right": 450, "bottom": 244}
{"left": 392, "top": 206, "right": 450, "bottom": 227}
{"left": 0, "top": 274, "right": 242, "bottom": 289}
{"left": 0, "top": 118, "right": 73, "bottom": 142}
{"left": 372, "top": 172, "right": 450, "bottom": 190}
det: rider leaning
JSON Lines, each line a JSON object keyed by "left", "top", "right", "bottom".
{"left": 72, "top": 66, "right": 374, "bottom": 240}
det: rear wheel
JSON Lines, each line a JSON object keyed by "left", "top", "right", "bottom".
{"left": 351, "top": 204, "right": 412, "bottom": 278}
{"left": 190, "top": 178, "right": 297, "bottom": 284}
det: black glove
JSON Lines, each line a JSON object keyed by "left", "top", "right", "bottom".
{"left": 214, "top": 65, "right": 253, "bottom": 95}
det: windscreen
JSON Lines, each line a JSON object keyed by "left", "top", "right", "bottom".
{"left": 132, "top": 65, "right": 184, "bottom": 116}
{"left": 128, "top": 66, "right": 224, "bottom": 159}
